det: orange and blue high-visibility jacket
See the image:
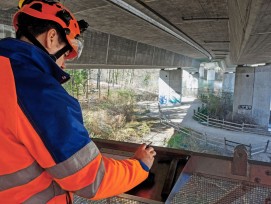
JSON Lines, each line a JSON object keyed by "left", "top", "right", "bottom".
{"left": 0, "top": 38, "right": 149, "bottom": 203}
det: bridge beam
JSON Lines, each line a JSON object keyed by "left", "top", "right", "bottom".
{"left": 68, "top": 29, "right": 201, "bottom": 70}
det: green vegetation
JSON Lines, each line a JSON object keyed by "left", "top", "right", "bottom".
{"left": 197, "top": 92, "right": 256, "bottom": 124}
{"left": 82, "top": 88, "right": 145, "bottom": 141}
{"left": 198, "top": 92, "right": 233, "bottom": 119}
{"left": 62, "top": 69, "right": 229, "bottom": 155}
{"left": 167, "top": 130, "right": 225, "bottom": 155}
{"left": 62, "top": 69, "right": 89, "bottom": 98}
{"left": 143, "top": 73, "right": 151, "bottom": 86}
{"left": 167, "top": 132, "right": 190, "bottom": 149}
{"left": 62, "top": 69, "right": 158, "bottom": 141}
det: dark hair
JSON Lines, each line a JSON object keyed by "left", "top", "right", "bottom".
{"left": 16, "top": 12, "right": 66, "bottom": 44}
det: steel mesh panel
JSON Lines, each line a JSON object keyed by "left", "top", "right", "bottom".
{"left": 171, "top": 174, "right": 271, "bottom": 204}
{"left": 74, "top": 195, "right": 147, "bottom": 204}
{"left": 75, "top": 174, "right": 271, "bottom": 204}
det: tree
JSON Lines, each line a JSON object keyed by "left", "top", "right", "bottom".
{"left": 62, "top": 69, "right": 88, "bottom": 99}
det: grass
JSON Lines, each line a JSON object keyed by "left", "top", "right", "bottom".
{"left": 167, "top": 132, "right": 190, "bottom": 149}
{"left": 167, "top": 129, "right": 226, "bottom": 156}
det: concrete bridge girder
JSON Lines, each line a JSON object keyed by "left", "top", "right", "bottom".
{"left": 68, "top": 29, "right": 201, "bottom": 70}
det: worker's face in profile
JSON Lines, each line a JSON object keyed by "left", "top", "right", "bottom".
{"left": 51, "top": 38, "right": 68, "bottom": 69}
{"left": 55, "top": 49, "right": 69, "bottom": 69}
{"left": 45, "top": 29, "right": 68, "bottom": 69}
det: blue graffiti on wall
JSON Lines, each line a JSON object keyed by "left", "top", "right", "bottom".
{"left": 159, "top": 95, "right": 181, "bottom": 105}
{"left": 169, "top": 96, "right": 181, "bottom": 104}
{"left": 159, "top": 95, "right": 167, "bottom": 105}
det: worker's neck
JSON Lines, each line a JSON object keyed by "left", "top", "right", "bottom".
{"left": 20, "top": 36, "right": 32, "bottom": 44}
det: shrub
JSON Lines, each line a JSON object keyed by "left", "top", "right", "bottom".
{"left": 198, "top": 92, "right": 233, "bottom": 119}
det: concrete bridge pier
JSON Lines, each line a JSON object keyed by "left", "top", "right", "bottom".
{"left": 207, "top": 69, "right": 216, "bottom": 81}
{"left": 232, "top": 65, "right": 271, "bottom": 128}
{"left": 222, "top": 72, "right": 235, "bottom": 93}
{"left": 159, "top": 69, "right": 182, "bottom": 106}
{"left": 199, "top": 66, "right": 205, "bottom": 78}
{"left": 182, "top": 70, "right": 199, "bottom": 98}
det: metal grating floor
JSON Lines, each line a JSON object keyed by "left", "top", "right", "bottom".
{"left": 171, "top": 174, "right": 271, "bottom": 204}
{"left": 74, "top": 195, "right": 147, "bottom": 204}
{"left": 74, "top": 174, "right": 271, "bottom": 204}
{"left": 74, "top": 196, "right": 148, "bottom": 204}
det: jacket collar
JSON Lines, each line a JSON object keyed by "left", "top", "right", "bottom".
{"left": 0, "top": 38, "right": 70, "bottom": 84}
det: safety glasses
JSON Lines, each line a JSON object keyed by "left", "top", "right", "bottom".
{"left": 65, "top": 37, "right": 84, "bottom": 61}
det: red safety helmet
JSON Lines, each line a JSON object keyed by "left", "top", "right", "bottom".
{"left": 13, "top": 0, "right": 88, "bottom": 60}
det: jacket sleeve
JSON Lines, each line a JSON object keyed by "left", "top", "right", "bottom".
{"left": 91, "top": 156, "right": 149, "bottom": 200}
{"left": 45, "top": 141, "right": 149, "bottom": 200}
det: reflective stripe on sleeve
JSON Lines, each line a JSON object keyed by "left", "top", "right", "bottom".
{"left": 46, "top": 141, "right": 100, "bottom": 179}
{"left": 74, "top": 160, "right": 105, "bottom": 198}
{"left": 23, "top": 181, "right": 66, "bottom": 204}
{"left": 0, "top": 161, "right": 43, "bottom": 191}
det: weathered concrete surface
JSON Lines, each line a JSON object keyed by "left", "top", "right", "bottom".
{"left": 252, "top": 66, "right": 271, "bottom": 127}
{"left": 207, "top": 69, "right": 215, "bottom": 81}
{"left": 233, "top": 66, "right": 255, "bottom": 120}
{"left": 233, "top": 65, "right": 271, "bottom": 127}
{"left": 70, "top": 29, "right": 201, "bottom": 69}
{"left": 222, "top": 72, "right": 235, "bottom": 93}
{"left": 0, "top": 17, "right": 201, "bottom": 69}
{"left": 1, "top": 0, "right": 271, "bottom": 67}
{"left": 159, "top": 69, "right": 182, "bottom": 106}
{"left": 228, "top": 0, "right": 271, "bottom": 64}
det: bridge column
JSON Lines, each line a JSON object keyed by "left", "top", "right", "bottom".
{"left": 233, "top": 65, "right": 271, "bottom": 127}
{"left": 222, "top": 72, "right": 235, "bottom": 93}
{"left": 199, "top": 66, "right": 205, "bottom": 78}
{"left": 159, "top": 69, "right": 182, "bottom": 106}
{"left": 182, "top": 70, "right": 199, "bottom": 97}
{"left": 207, "top": 69, "right": 216, "bottom": 81}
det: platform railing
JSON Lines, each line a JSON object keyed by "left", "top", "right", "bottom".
{"left": 157, "top": 107, "right": 270, "bottom": 158}
{"left": 193, "top": 111, "right": 271, "bottom": 136}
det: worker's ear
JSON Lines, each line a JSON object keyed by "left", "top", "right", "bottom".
{"left": 44, "top": 28, "right": 58, "bottom": 50}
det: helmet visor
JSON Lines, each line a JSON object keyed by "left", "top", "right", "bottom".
{"left": 65, "top": 37, "right": 84, "bottom": 61}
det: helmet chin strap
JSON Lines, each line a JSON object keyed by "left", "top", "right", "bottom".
{"left": 53, "top": 45, "right": 71, "bottom": 60}
{"left": 17, "top": 26, "right": 71, "bottom": 62}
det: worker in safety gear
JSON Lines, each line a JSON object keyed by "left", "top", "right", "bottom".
{"left": 0, "top": 0, "right": 156, "bottom": 203}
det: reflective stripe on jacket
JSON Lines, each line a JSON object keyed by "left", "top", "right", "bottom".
{"left": 0, "top": 38, "right": 148, "bottom": 203}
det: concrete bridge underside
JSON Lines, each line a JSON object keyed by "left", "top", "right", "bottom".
{"left": 0, "top": 8, "right": 201, "bottom": 70}
{"left": 2, "top": 0, "right": 271, "bottom": 70}
{"left": 69, "top": 29, "right": 201, "bottom": 70}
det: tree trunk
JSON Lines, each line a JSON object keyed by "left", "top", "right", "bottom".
{"left": 107, "top": 69, "right": 111, "bottom": 98}
{"left": 97, "top": 69, "right": 101, "bottom": 99}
